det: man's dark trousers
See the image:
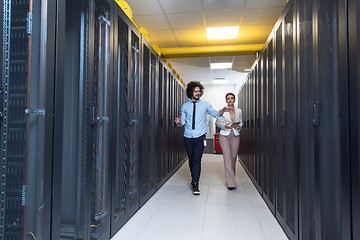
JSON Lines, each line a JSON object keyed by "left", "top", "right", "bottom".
{"left": 184, "top": 135, "right": 205, "bottom": 184}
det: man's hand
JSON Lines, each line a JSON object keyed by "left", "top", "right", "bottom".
{"left": 174, "top": 117, "right": 182, "bottom": 125}
{"left": 225, "top": 123, "right": 232, "bottom": 129}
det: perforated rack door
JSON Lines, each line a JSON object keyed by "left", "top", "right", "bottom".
{"left": 1, "top": 0, "right": 29, "bottom": 239}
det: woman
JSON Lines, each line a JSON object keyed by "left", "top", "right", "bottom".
{"left": 215, "top": 93, "right": 243, "bottom": 190}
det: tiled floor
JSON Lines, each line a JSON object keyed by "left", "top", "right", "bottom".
{"left": 111, "top": 154, "right": 288, "bottom": 240}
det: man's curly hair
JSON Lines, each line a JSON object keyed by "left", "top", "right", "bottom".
{"left": 186, "top": 81, "right": 204, "bottom": 99}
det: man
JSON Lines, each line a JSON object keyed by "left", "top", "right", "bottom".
{"left": 175, "top": 81, "right": 231, "bottom": 195}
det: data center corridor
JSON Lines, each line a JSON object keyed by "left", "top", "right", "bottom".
{"left": 111, "top": 154, "right": 288, "bottom": 240}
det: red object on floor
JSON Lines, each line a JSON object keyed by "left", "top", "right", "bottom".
{"left": 214, "top": 133, "right": 222, "bottom": 154}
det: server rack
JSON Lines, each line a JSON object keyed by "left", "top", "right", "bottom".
{"left": 1, "top": 1, "right": 187, "bottom": 239}
{"left": 296, "top": 0, "right": 317, "bottom": 238}
{"left": 156, "top": 63, "right": 165, "bottom": 187}
{"left": 260, "top": 49, "right": 267, "bottom": 204}
{"left": 274, "top": 16, "right": 285, "bottom": 230}
{"left": 265, "top": 39, "right": 275, "bottom": 213}
{"left": 282, "top": 4, "right": 298, "bottom": 237}
{"left": 0, "top": 0, "right": 57, "bottom": 239}
{"left": 238, "top": 0, "right": 353, "bottom": 239}
{"left": 348, "top": 0, "right": 360, "bottom": 239}
{"left": 110, "top": 5, "right": 129, "bottom": 235}
{"left": 139, "top": 40, "right": 157, "bottom": 207}
{"left": 54, "top": 1, "right": 92, "bottom": 239}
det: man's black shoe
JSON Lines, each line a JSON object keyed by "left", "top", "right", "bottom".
{"left": 192, "top": 183, "right": 200, "bottom": 195}
{"left": 227, "top": 187, "right": 236, "bottom": 191}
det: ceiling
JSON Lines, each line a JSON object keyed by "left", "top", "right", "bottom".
{"left": 125, "top": 0, "right": 288, "bottom": 87}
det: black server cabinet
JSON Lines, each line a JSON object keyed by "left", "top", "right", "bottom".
{"left": 156, "top": 64, "right": 167, "bottom": 187}
{"left": 250, "top": 71, "right": 255, "bottom": 178}
{"left": 254, "top": 64, "right": 261, "bottom": 190}
{"left": 156, "top": 64, "right": 164, "bottom": 187}
{"left": 237, "top": 87, "right": 242, "bottom": 161}
{"left": 167, "top": 74, "right": 173, "bottom": 174}
{"left": 242, "top": 78, "right": 248, "bottom": 169}
{"left": 314, "top": 0, "right": 350, "bottom": 238}
{"left": 242, "top": 80, "right": 248, "bottom": 166}
{"left": 296, "top": 0, "right": 316, "bottom": 238}
{"left": 247, "top": 76, "right": 250, "bottom": 162}
{"left": 274, "top": 20, "right": 285, "bottom": 227}
{"left": 240, "top": 79, "right": 252, "bottom": 172}
{"left": 261, "top": 50, "right": 267, "bottom": 201}
{"left": 140, "top": 43, "right": 150, "bottom": 204}
{"left": 349, "top": 0, "right": 360, "bottom": 239}
{"left": 267, "top": 40, "right": 275, "bottom": 212}
{"left": 282, "top": 4, "right": 298, "bottom": 238}
{"left": 0, "top": 0, "right": 56, "bottom": 239}
{"left": 167, "top": 73, "right": 173, "bottom": 175}
{"left": 54, "top": 1, "right": 94, "bottom": 239}
{"left": 172, "top": 77, "right": 177, "bottom": 171}
{"left": 164, "top": 70, "right": 170, "bottom": 176}
{"left": 110, "top": 6, "right": 130, "bottom": 235}
{"left": 89, "top": 1, "right": 113, "bottom": 238}
{"left": 127, "top": 27, "right": 141, "bottom": 217}
{"left": 153, "top": 58, "right": 160, "bottom": 186}
{"left": 139, "top": 40, "right": 156, "bottom": 206}
{"left": 148, "top": 52, "right": 157, "bottom": 192}
{"left": 263, "top": 40, "right": 275, "bottom": 213}
{"left": 173, "top": 80, "right": 178, "bottom": 167}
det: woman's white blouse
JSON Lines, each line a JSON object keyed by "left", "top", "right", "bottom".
{"left": 215, "top": 108, "right": 243, "bottom": 136}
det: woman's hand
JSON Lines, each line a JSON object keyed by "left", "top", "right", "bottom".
{"left": 219, "top": 106, "right": 234, "bottom": 116}
{"left": 225, "top": 123, "right": 232, "bottom": 129}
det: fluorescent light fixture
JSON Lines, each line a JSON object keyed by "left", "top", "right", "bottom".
{"left": 244, "top": 68, "right": 252, "bottom": 71}
{"left": 206, "top": 26, "right": 239, "bottom": 40}
{"left": 210, "top": 62, "right": 232, "bottom": 69}
{"left": 213, "top": 79, "right": 229, "bottom": 84}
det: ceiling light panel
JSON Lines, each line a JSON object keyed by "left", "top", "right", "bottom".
{"left": 210, "top": 56, "right": 234, "bottom": 63}
{"left": 210, "top": 62, "right": 232, "bottom": 69}
{"left": 206, "top": 26, "right": 239, "bottom": 40}
{"left": 213, "top": 79, "right": 229, "bottom": 84}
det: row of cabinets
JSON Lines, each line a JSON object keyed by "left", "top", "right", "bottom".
{"left": 0, "top": 0, "right": 187, "bottom": 239}
{"left": 238, "top": 0, "right": 360, "bottom": 239}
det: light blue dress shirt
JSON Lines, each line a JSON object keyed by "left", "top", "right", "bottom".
{"left": 179, "top": 99, "right": 221, "bottom": 138}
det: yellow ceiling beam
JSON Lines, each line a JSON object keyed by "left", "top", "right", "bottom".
{"left": 161, "top": 44, "right": 263, "bottom": 58}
